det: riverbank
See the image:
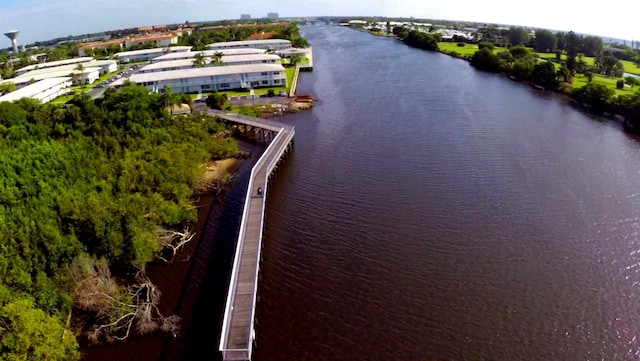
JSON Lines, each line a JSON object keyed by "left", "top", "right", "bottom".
{"left": 79, "top": 139, "right": 264, "bottom": 361}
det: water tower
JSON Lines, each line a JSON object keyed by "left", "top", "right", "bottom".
{"left": 4, "top": 30, "right": 20, "bottom": 54}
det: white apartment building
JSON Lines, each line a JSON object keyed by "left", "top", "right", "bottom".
{"left": 151, "top": 48, "right": 268, "bottom": 62}
{"left": 15, "top": 57, "right": 95, "bottom": 76}
{"left": 114, "top": 46, "right": 192, "bottom": 63}
{"left": 0, "top": 77, "right": 72, "bottom": 103}
{"left": 138, "top": 54, "right": 281, "bottom": 73}
{"left": 112, "top": 63, "right": 287, "bottom": 93}
{"left": 206, "top": 39, "right": 292, "bottom": 51}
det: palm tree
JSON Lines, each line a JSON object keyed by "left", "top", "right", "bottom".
{"left": 211, "top": 51, "right": 224, "bottom": 66}
{"left": 74, "top": 63, "right": 86, "bottom": 95}
{"left": 160, "top": 86, "right": 178, "bottom": 115}
{"left": 192, "top": 52, "right": 206, "bottom": 68}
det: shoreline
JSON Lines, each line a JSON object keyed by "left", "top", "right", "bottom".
{"left": 79, "top": 139, "right": 265, "bottom": 361}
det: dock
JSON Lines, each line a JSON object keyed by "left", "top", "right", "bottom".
{"left": 210, "top": 109, "right": 295, "bottom": 361}
{"left": 299, "top": 46, "right": 313, "bottom": 71}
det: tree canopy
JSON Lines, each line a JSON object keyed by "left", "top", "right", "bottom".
{"left": 0, "top": 83, "right": 239, "bottom": 358}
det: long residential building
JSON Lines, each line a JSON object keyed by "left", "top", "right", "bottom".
{"left": 114, "top": 46, "right": 192, "bottom": 63}
{"left": 112, "top": 63, "right": 287, "bottom": 93}
{"left": 15, "top": 57, "right": 95, "bottom": 76}
{"left": 17, "top": 60, "right": 117, "bottom": 79}
{"left": 151, "top": 48, "right": 267, "bottom": 62}
{"left": 138, "top": 54, "right": 281, "bottom": 74}
{"left": 13, "top": 67, "right": 101, "bottom": 86}
{"left": 206, "top": 39, "right": 292, "bottom": 51}
{"left": 0, "top": 77, "right": 72, "bottom": 103}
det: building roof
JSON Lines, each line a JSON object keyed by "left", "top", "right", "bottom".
{"left": 79, "top": 39, "right": 125, "bottom": 50}
{"left": 206, "top": 39, "right": 291, "bottom": 48}
{"left": 14, "top": 67, "right": 100, "bottom": 82}
{"left": 129, "top": 33, "right": 178, "bottom": 43}
{"left": 16, "top": 57, "right": 95, "bottom": 73}
{"left": 114, "top": 63, "right": 285, "bottom": 85}
{"left": 16, "top": 60, "right": 116, "bottom": 78}
{"left": 277, "top": 47, "right": 309, "bottom": 55}
{"left": 140, "top": 54, "right": 281, "bottom": 72}
{"left": 152, "top": 48, "right": 267, "bottom": 61}
{"left": 0, "top": 77, "right": 71, "bottom": 103}
{"left": 114, "top": 46, "right": 192, "bottom": 58}
{"left": 246, "top": 31, "right": 278, "bottom": 40}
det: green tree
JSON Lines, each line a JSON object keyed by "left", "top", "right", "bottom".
{"left": 595, "top": 53, "right": 624, "bottom": 77}
{"left": 534, "top": 29, "right": 558, "bottom": 53}
{"left": 0, "top": 82, "right": 16, "bottom": 95}
{"left": 531, "top": 61, "right": 559, "bottom": 90}
{"left": 508, "top": 26, "right": 530, "bottom": 46}
{"left": 509, "top": 45, "right": 531, "bottom": 60}
{"left": 211, "top": 51, "right": 224, "bottom": 66}
{"left": 470, "top": 48, "right": 503, "bottom": 73}
{"left": 205, "top": 90, "right": 228, "bottom": 110}
{"left": 192, "top": 52, "right": 207, "bottom": 68}
{"left": 571, "top": 82, "right": 614, "bottom": 114}
{"left": 160, "top": 86, "right": 179, "bottom": 115}
{"left": 75, "top": 63, "right": 86, "bottom": 94}
{"left": 0, "top": 299, "right": 80, "bottom": 361}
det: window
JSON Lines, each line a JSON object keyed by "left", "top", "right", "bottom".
{"left": 251, "top": 81, "right": 259, "bottom": 86}
{"left": 261, "top": 72, "right": 268, "bottom": 76}
{"left": 220, "top": 83, "right": 230, "bottom": 88}
{"left": 261, "top": 80, "right": 269, "bottom": 85}
{"left": 201, "top": 84, "right": 211, "bottom": 90}
{"left": 273, "top": 79, "right": 280, "bottom": 84}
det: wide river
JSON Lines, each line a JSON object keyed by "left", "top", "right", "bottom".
{"left": 251, "top": 25, "right": 640, "bottom": 361}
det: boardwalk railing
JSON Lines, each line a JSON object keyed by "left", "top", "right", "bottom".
{"left": 214, "top": 110, "right": 294, "bottom": 361}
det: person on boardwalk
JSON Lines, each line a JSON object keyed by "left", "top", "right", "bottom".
{"left": 257, "top": 187, "right": 263, "bottom": 196}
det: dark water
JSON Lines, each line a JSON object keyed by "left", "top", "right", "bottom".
{"left": 253, "top": 25, "right": 640, "bottom": 361}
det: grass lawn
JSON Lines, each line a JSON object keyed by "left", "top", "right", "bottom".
{"left": 438, "top": 42, "right": 508, "bottom": 57}
{"left": 621, "top": 60, "right": 640, "bottom": 76}
{"left": 572, "top": 73, "right": 632, "bottom": 96}
{"left": 437, "top": 42, "right": 480, "bottom": 57}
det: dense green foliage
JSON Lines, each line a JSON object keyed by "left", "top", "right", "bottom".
{"left": 178, "top": 22, "right": 309, "bottom": 51}
{"left": 0, "top": 83, "right": 238, "bottom": 358}
{"left": 395, "top": 30, "right": 440, "bottom": 51}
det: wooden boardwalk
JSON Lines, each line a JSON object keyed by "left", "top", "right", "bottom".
{"left": 210, "top": 110, "right": 294, "bottom": 361}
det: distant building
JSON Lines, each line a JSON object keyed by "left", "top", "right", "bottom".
{"left": 137, "top": 54, "right": 281, "bottom": 74}
{"left": 151, "top": 48, "right": 267, "bottom": 62}
{"left": 206, "top": 39, "right": 291, "bottom": 51}
{"left": 114, "top": 46, "right": 192, "bottom": 63}
{"left": 348, "top": 20, "right": 367, "bottom": 27}
{"left": 125, "top": 33, "right": 179, "bottom": 48}
{"left": 267, "top": 12, "right": 279, "bottom": 20}
{"left": 78, "top": 39, "right": 125, "bottom": 56}
{"left": 241, "top": 14, "right": 251, "bottom": 20}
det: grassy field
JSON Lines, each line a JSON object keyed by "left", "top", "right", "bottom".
{"left": 438, "top": 42, "right": 480, "bottom": 57}
{"left": 572, "top": 73, "right": 636, "bottom": 96}
{"left": 438, "top": 43, "right": 640, "bottom": 95}
{"left": 621, "top": 60, "right": 640, "bottom": 75}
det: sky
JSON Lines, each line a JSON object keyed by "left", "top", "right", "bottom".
{"left": 1, "top": 0, "right": 639, "bottom": 46}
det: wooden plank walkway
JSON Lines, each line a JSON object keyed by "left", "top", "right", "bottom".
{"left": 211, "top": 110, "right": 294, "bottom": 361}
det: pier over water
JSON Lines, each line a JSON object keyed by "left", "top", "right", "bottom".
{"left": 209, "top": 109, "right": 294, "bottom": 361}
